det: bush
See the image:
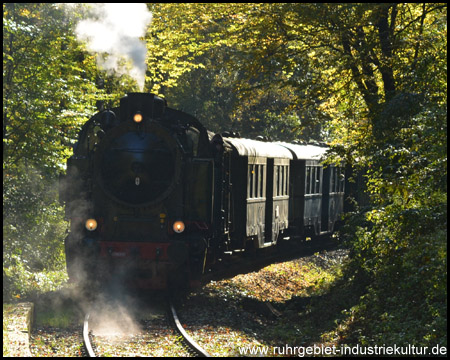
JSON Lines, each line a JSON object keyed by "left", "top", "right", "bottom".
{"left": 340, "top": 204, "right": 447, "bottom": 347}
{"left": 3, "top": 164, "right": 68, "bottom": 301}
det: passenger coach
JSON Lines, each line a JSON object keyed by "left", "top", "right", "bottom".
{"left": 223, "top": 138, "right": 293, "bottom": 250}
{"left": 278, "top": 143, "right": 345, "bottom": 238}
{"left": 217, "top": 137, "right": 346, "bottom": 253}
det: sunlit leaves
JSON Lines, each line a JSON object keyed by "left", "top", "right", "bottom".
{"left": 3, "top": 4, "right": 111, "bottom": 296}
{"left": 4, "top": 4, "right": 97, "bottom": 172}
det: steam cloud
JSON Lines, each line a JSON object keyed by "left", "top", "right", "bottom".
{"left": 75, "top": 3, "right": 152, "bottom": 90}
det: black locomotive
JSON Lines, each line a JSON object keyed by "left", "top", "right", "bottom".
{"left": 60, "top": 93, "right": 346, "bottom": 289}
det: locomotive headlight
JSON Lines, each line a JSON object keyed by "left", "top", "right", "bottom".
{"left": 133, "top": 112, "right": 143, "bottom": 123}
{"left": 85, "top": 218, "right": 98, "bottom": 231}
{"left": 173, "top": 220, "right": 185, "bottom": 234}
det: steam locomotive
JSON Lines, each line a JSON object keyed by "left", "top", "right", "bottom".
{"left": 60, "top": 93, "right": 346, "bottom": 289}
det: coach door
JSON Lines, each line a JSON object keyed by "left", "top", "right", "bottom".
{"left": 246, "top": 157, "right": 267, "bottom": 248}
{"left": 304, "top": 161, "right": 323, "bottom": 236}
{"left": 264, "top": 158, "right": 274, "bottom": 245}
{"left": 265, "top": 158, "right": 290, "bottom": 245}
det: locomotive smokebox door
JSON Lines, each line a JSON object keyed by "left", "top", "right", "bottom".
{"left": 120, "top": 93, "right": 166, "bottom": 121}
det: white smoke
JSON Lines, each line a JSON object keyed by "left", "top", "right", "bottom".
{"left": 75, "top": 3, "right": 152, "bottom": 90}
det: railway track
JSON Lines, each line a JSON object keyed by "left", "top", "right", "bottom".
{"left": 168, "top": 299, "right": 210, "bottom": 357}
{"left": 82, "top": 313, "right": 96, "bottom": 357}
{"left": 82, "top": 299, "right": 210, "bottom": 357}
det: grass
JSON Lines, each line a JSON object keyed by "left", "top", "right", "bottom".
{"left": 35, "top": 306, "right": 79, "bottom": 328}
{"left": 204, "top": 249, "right": 356, "bottom": 352}
{"left": 256, "top": 255, "right": 365, "bottom": 348}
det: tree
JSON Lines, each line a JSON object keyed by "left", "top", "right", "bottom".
{"left": 146, "top": 4, "right": 446, "bottom": 144}
{"left": 146, "top": 4, "right": 325, "bottom": 140}
{"left": 3, "top": 4, "right": 97, "bottom": 282}
{"left": 145, "top": 3, "right": 447, "bottom": 346}
{"left": 3, "top": 3, "right": 138, "bottom": 296}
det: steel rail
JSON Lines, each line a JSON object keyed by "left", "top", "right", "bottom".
{"left": 83, "top": 313, "right": 96, "bottom": 357}
{"left": 169, "top": 301, "right": 211, "bottom": 357}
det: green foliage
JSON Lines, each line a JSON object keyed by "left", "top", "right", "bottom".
{"left": 3, "top": 3, "right": 137, "bottom": 300}
{"left": 3, "top": 260, "right": 68, "bottom": 300}
{"left": 4, "top": 164, "right": 66, "bottom": 267}
{"left": 340, "top": 107, "right": 447, "bottom": 346}
{"left": 3, "top": 163, "right": 69, "bottom": 299}
{"left": 340, "top": 97, "right": 447, "bottom": 346}
{"left": 3, "top": 4, "right": 84, "bottom": 300}
{"left": 340, "top": 224, "right": 446, "bottom": 347}
{"left": 146, "top": 3, "right": 330, "bottom": 140}
{"left": 4, "top": 4, "right": 96, "bottom": 170}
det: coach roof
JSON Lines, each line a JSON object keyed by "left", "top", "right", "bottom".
{"left": 224, "top": 137, "right": 293, "bottom": 159}
{"left": 276, "top": 142, "right": 328, "bottom": 161}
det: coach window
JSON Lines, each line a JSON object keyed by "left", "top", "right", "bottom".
{"left": 330, "top": 167, "right": 334, "bottom": 193}
{"left": 312, "top": 167, "right": 316, "bottom": 194}
{"left": 334, "top": 167, "right": 338, "bottom": 193}
{"left": 255, "top": 164, "right": 259, "bottom": 198}
{"left": 277, "top": 166, "right": 280, "bottom": 196}
{"left": 331, "top": 167, "right": 343, "bottom": 194}
{"left": 338, "top": 167, "right": 345, "bottom": 193}
{"left": 287, "top": 166, "right": 290, "bottom": 195}
{"left": 275, "top": 165, "right": 279, "bottom": 196}
{"left": 255, "top": 165, "right": 258, "bottom": 198}
{"left": 336, "top": 168, "right": 340, "bottom": 193}
{"left": 306, "top": 166, "right": 311, "bottom": 194}
{"left": 253, "top": 165, "right": 257, "bottom": 198}
{"left": 259, "top": 165, "right": 264, "bottom": 197}
{"left": 330, "top": 167, "right": 335, "bottom": 193}
{"left": 258, "top": 165, "right": 262, "bottom": 197}
{"left": 283, "top": 166, "right": 289, "bottom": 195}
{"left": 249, "top": 164, "right": 265, "bottom": 199}
{"left": 285, "top": 166, "right": 288, "bottom": 195}
{"left": 279, "top": 165, "right": 283, "bottom": 196}
{"left": 253, "top": 164, "right": 256, "bottom": 198}
{"left": 278, "top": 166, "right": 281, "bottom": 196}
{"left": 335, "top": 168, "right": 338, "bottom": 193}
{"left": 315, "top": 166, "right": 321, "bottom": 194}
{"left": 248, "top": 165, "right": 253, "bottom": 198}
